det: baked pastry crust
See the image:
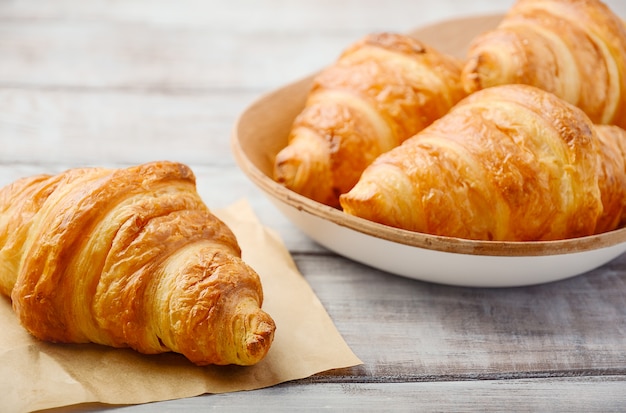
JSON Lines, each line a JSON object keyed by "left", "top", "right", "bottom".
{"left": 462, "top": 0, "right": 626, "bottom": 128}
{"left": 0, "top": 161, "right": 275, "bottom": 366}
{"left": 341, "top": 84, "right": 626, "bottom": 241}
{"left": 274, "top": 32, "right": 466, "bottom": 207}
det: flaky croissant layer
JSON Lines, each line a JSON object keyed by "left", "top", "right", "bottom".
{"left": 462, "top": 0, "right": 626, "bottom": 128}
{"left": 0, "top": 161, "right": 275, "bottom": 366}
{"left": 340, "top": 84, "right": 626, "bottom": 241}
{"left": 274, "top": 32, "right": 466, "bottom": 207}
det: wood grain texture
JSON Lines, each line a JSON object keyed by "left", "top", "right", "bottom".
{"left": 2, "top": 0, "right": 626, "bottom": 411}
{"left": 42, "top": 377, "right": 626, "bottom": 412}
{"left": 0, "top": 88, "right": 254, "bottom": 165}
{"left": 0, "top": 2, "right": 515, "bottom": 91}
{"left": 298, "top": 253, "right": 626, "bottom": 376}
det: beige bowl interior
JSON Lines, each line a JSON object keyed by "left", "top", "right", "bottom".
{"left": 231, "top": 14, "right": 626, "bottom": 259}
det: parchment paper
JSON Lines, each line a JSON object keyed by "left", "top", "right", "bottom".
{"left": 0, "top": 199, "right": 362, "bottom": 413}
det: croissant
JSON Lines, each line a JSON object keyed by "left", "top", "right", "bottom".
{"left": 340, "top": 84, "right": 626, "bottom": 241}
{"left": 595, "top": 124, "right": 626, "bottom": 233}
{"left": 461, "top": 0, "right": 626, "bottom": 128}
{"left": 274, "top": 32, "right": 467, "bottom": 207}
{"left": 0, "top": 161, "right": 275, "bottom": 366}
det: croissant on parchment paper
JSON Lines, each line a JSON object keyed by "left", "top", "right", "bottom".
{"left": 274, "top": 32, "right": 467, "bottom": 208}
{"left": 340, "top": 84, "right": 626, "bottom": 241}
{"left": 0, "top": 161, "right": 275, "bottom": 366}
{"left": 461, "top": 0, "right": 626, "bottom": 128}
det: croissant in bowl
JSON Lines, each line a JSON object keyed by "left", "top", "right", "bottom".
{"left": 274, "top": 32, "right": 466, "bottom": 207}
{"left": 462, "top": 0, "right": 626, "bottom": 128}
{"left": 340, "top": 84, "right": 626, "bottom": 241}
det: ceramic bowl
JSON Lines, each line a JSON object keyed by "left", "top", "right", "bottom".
{"left": 231, "top": 14, "right": 626, "bottom": 287}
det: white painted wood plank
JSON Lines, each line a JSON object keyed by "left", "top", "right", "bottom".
{"left": 0, "top": 88, "right": 254, "bottom": 165}
{"left": 44, "top": 377, "right": 626, "bottom": 412}
{"left": 0, "top": 21, "right": 336, "bottom": 90}
{"left": 298, "top": 253, "right": 626, "bottom": 376}
{"left": 3, "top": 0, "right": 624, "bottom": 32}
{"left": 1, "top": 1, "right": 624, "bottom": 91}
{"left": 0, "top": 0, "right": 519, "bottom": 31}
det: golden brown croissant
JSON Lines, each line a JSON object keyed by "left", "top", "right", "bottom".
{"left": 595, "top": 124, "right": 626, "bottom": 233}
{"left": 0, "top": 161, "right": 275, "bottom": 366}
{"left": 340, "top": 84, "right": 626, "bottom": 241}
{"left": 274, "top": 32, "right": 467, "bottom": 207}
{"left": 462, "top": 0, "right": 626, "bottom": 128}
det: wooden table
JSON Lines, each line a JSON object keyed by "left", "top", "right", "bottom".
{"left": 2, "top": 1, "right": 626, "bottom": 411}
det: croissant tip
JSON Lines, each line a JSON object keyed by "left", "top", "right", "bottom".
{"left": 230, "top": 307, "right": 276, "bottom": 366}
{"left": 244, "top": 319, "right": 276, "bottom": 362}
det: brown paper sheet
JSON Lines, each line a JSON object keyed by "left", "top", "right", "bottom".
{"left": 0, "top": 199, "right": 362, "bottom": 413}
